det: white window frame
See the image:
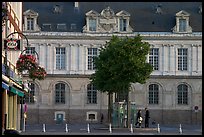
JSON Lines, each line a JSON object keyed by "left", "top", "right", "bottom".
{"left": 87, "top": 84, "right": 97, "bottom": 104}
{"left": 56, "top": 47, "right": 66, "bottom": 70}
{"left": 178, "top": 48, "right": 188, "bottom": 71}
{"left": 149, "top": 48, "right": 159, "bottom": 70}
{"left": 27, "top": 17, "right": 34, "bottom": 31}
{"left": 87, "top": 47, "right": 98, "bottom": 70}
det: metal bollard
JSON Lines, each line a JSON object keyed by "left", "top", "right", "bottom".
{"left": 130, "top": 124, "right": 133, "bottom": 133}
{"left": 42, "top": 124, "right": 46, "bottom": 132}
{"left": 157, "top": 124, "right": 160, "bottom": 133}
{"left": 109, "top": 123, "right": 112, "bottom": 133}
{"left": 179, "top": 124, "right": 182, "bottom": 134}
{"left": 87, "top": 123, "right": 90, "bottom": 133}
{"left": 65, "top": 124, "right": 68, "bottom": 132}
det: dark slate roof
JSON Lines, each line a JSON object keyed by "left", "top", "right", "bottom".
{"left": 23, "top": 2, "right": 202, "bottom": 32}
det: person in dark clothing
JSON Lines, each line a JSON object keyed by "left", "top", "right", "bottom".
{"left": 100, "top": 113, "right": 104, "bottom": 124}
{"left": 135, "top": 109, "right": 142, "bottom": 128}
{"left": 144, "top": 107, "right": 150, "bottom": 128}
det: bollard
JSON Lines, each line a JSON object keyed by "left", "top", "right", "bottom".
{"left": 65, "top": 124, "right": 68, "bottom": 132}
{"left": 130, "top": 124, "right": 133, "bottom": 133}
{"left": 43, "top": 124, "right": 46, "bottom": 132}
{"left": 87, "top": 123, "right": 90, "bottom": 133}
{"left": 109, "top": 123, "right": 112, "bottom": 133}
{"left": 179, "top": 124, "right": 182, "bottom": 134}
{"left": 157, "top": 124, "right": 160, "bottom": 133}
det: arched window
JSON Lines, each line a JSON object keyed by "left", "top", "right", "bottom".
{"left": 177, "top": 84, "right": 188, "bottom": 105}
{"left": 87, "top": 84, "right": 97, "bottom": 104}
{"left": 55, "top": 83, "right": 65, "bottom": 104}
{"left": 25, "top": 83, "right": 35, "bottom": 103}
{"left": 149, "top": 84, "right": 159, "bottom": 104}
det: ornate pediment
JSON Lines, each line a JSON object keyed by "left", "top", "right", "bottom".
{"left": 86, "top": 10, "right": 99, "bottom": 17}
{"left": 23, "top": 9, "right": 38, "bottom": 17}
{"left": 175, "top": 10, "right": 190, "bottom": 17}
{"left": 116, "top": 10, "right": 130, "bottom": 17}
{"left": 100, "top": 6, "right": 115, "bottom": 19}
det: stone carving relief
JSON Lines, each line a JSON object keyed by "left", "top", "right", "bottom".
{"left": 83, "top": 6, "right": 132, "bottom": 33}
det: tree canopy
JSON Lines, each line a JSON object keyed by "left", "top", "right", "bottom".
{"left": 90, "top": 35, "right": 153, "bottom": 94}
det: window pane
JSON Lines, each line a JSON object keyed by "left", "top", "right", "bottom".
{"left": 149, "top": 84, "right": 159, "bottom": 104}
{"left": 179, "top": 19, "right": 186, "bottom": 32}
{"left": 56, "top": 47, "right": 66, "bottom": 70}
{"left": 89, "top": 19, "right": 96, "bottom": 31}
{"left": 87, "top": 48, "right": 98, "bottom": 70}
{"left": 149, "top": 48, "right": 159, "bottom": 70}
{"left": 87, "top": 84, "right": 97, "bottom": 104}
{"left": 55, "top": 83, "right": 66, "bottom": 104}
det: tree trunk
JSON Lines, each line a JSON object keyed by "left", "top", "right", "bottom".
{"left": 108, "top": 92, "right": 113, "bottom": 124}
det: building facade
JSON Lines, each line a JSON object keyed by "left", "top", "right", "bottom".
{"left": 2, "top": 2, "right": 29, "bottom": 133}
{"left": 22, "top": 2, "right": 202, "bottom": 125}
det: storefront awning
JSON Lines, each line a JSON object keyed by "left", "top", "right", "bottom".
{"left": 10, "top": 86, "right": 24, "bottom": 97}
{"left": 2, "top": 82, "right": 9, "bottom": 90}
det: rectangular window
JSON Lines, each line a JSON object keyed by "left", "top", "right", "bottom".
{"left": 87, "top": 84, "right": 97, "bottom": 104}
{"left": 178, "top": 48, "right": 188, "bottom": 71}
{"left": 177, "top": 84, "right": 188, "bottom": 105}
{"left": 27, "top": 18, "right": 34, "bottom": 30}
{"left": 89, "top": 19, "right": 96, "bottom": 31}
{"left": 149, "top": 84, "right": 159, "bottom": 104}
{"left": 56, "top": 47, "right": 66, "bottom": 70}
{"left": 149, "top": 48, "right": 159, "bottom": 70}
{"left": 57, "top": 24, "right": 67, "bottom": 31}
{"left": 120, "top": 19, "right": 127, "bottom": 31}
{"left": 42, "top": 24, "right": 52, "bottom": 31}
{"left": 88, "top": 48, "right": 98, "bottom": 70}
{"left": 25, "top": 83, "right": 35, "bottom": 103}
{"left": 55, "top": 83, "right": 65, "bottom": 104}
{"left": 25, "top": 47, "right": 35, "bottom": 55}
{"left": 179, "top": 19, "right": 187, "bottom": 32}
{"left": 70, "top": 23, "right": 76, "bottom": 31}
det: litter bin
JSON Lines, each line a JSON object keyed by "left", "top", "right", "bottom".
{"left": 4, "top": 129, "right": 20, "bottom": 135}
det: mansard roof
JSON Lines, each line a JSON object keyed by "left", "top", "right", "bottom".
{"left": 23, "top": 2, "right": 202, "bottom": 32}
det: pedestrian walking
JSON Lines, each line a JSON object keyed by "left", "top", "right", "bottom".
{"left": 135, "top": 109, "right": 142, "bottom": 128}
{"left": 145, "top": 107, "right": 150, "bottom": 128}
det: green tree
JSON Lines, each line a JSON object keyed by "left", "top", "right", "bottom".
{"left": 90, "top": 35, "right": 153, "bottom": 126}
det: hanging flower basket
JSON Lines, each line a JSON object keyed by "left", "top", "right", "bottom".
{"left": 28, "top": 66, "right": 46, "bottom": 81}
{"left": 16, "top": 54, "right": 38, "bottom": 73}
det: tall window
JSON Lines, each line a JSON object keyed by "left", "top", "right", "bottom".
{"left": 87, "top": 84, "right": 97, "bottom": 104}
{"left": 56, "top": 47, "right": 65, "bottom": 70}
{"left": 25, "top": 47, "right": 35, "bottom": 55}
{"left": 119, "top": 19, "right": 127, "bottom": 31}
{"left": 149, "top": 84, "right": 159, "bottom": 104}
{"left": 177, "top": 84, "right": 188, "bottom": 105}
{"left": 149, "top": 48, "right": 159, "bottom": 70}
{"left": 27, "top": 18, "right": 34, "bottom": 31}
{"left": 88, "top": 48, "right": 98, "bottom": 70}
{"left": 178, "top": 48, "right": 188, "bottom": 71}
{"left": 55, "top": 83, "right": 65, "bottom": 104}
{"left": 89, "top": 19, "right": 96, "bottom": 31}
{"left": 179, "top": 19, "right": 187, "bottom": 32}
{"left": 25, "top": 83, "right": 35, "bottom": 103}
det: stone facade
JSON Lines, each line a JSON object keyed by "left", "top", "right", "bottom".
{"left": 22, "top": 3, "right": 202, "bottom": 125}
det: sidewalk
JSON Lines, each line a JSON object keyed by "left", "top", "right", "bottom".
{"left": 19, "top": 123, "right": 202, "bottom": 135}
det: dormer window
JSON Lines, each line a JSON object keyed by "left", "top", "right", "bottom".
{"left": 172, "top": 10, "right": 192, "bottom": 33}
{"left": 23, "top": 9, "right": 40, "bottom": 32}
{"left": 119, "top": 18, "right": 127, "bottom": 31}
{"left": 27, "top": 18, "right": 34, "bottom": 31}
{"left": 89, "top": 18, "right": 96, "bottom": 31}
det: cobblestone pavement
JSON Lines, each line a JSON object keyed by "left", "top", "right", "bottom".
{"left": 19, "top": 123, "right": 202, "bottom": 135}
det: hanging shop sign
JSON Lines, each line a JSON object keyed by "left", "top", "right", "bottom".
{"left": 3, "top": 38, "right": 22, "bottom": 50}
